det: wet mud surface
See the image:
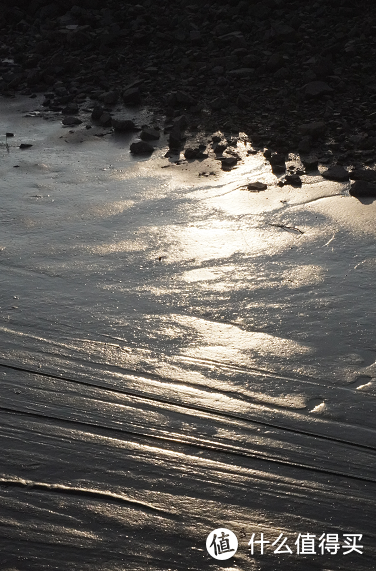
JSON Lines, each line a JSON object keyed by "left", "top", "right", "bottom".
{"left": 0, "top": 98, "right": 376, "bottom": 570}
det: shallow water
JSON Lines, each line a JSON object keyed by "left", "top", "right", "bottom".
{"left": 0, "top": 97, "right": 375, "bottom": 570}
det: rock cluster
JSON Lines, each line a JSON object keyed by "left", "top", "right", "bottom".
{"left": 1, "top": 0, "right": 376, "bottom": 172}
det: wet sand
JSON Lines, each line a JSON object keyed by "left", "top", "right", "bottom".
{"left": 0, "top": 97, "right": 375, "bottom": 570}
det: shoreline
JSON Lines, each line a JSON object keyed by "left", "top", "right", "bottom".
{"left": 1, "top": 0, "right": 376, "bottom": 182}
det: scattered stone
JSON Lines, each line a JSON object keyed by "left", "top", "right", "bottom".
{"left": 349, "top": 169, "right": 376, "bottom": 182}
{"left": 123, "top": 87, "right": 141, "bottom": 105}
{"left": 102, "top": 91, "right": 118, "bottom": 105}
{"left": 227, "top": 137, "right": 239, "bottom": 147}
{"left": 269, "top": 152, "right": 286, "bottom": 174}
{"left": 228, "top": 68, "right": 254, "bottom": 77}
{"left": 130, "top": 140, "right": 154, "bottom": 154}
{"left": 169, "top": 126, "right": 184, "bottom": 149}
{"left": 175, "top": 90, "right": 196, "bottom": 105}
{"left": 19, "top": 143, "right": 32, "bottom": 149}
{"left": 6, "top": 132, "right": 14, "bottom": 137}
{"left": 62, "top": 102, "right": 79, "bottom": 115}
{"left": 167, "top": 91, "right": 196, "bottom": 107}
{"left": 211, "top": 97, "right": 227, "bottom": 110}
{"left": 263, "top": 149, "right": 272, "bottom": 159}
{"left": 164, "top": 149, "right": 179, "bottom": 158}
{"left": 267, "top": 53, "right": 284, "bottom": 72}
{"left": 99, "top": 112, "right": 112, "bottom": 127}
{"left": 190, "top": 30, "right": 201, "bottom": 42}
{"left": 62, "top": 116, "right": 82, "bottom": 126}
{"left": 1, "top": 0, "right": 375, "bottom": 169}
{"left": 322, "top": 165, "right": 349, "bottom": 181}
{"left": 213, "top": 141, "right": 228, "bottom": 154}
{"left": 270, "top": 152, "right": 286, "bottom": 166}
{"left": 173, "top": 115, "right": 188, "bottom": 130}
{"left": 272, "top": 164, "right": 286, "bottom": 174}
{"left": 298, "top": 135, "right": 312, "bottom": 154}
{"left": 304, "top": 81, "right": 333, "bottom": 97}
{"left": 247, "top": 182, "right": 267, "bottom": 191}
{"left": 299, "top": 121, "right": 326, "bottom": 138}
{"left": 212, "top": 132, "right": 224, "bottom": 143}
{"left": 285, "top": 174, "right": 302, "bottom": 187}
{"left": 91, "top": 105, "right": 104, "bottom": 121}
{"left": 350, "top": 180, "right": 376, "bottom": 197}
{"left": 140, "top": 128, "right": 160, "bottom": 141}
{"left": 112, "top": 118, "right": 138, "bottom": 132}
{"left": 221, "top": 156, "right": 238, "bottom": 170}
{"left": 184, "top": 148, "right": 198, "bottom": 160}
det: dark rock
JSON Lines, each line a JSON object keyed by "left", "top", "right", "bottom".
{"left": 285, "top": 174, "right": 302, "bottom": 187}
{"left": 304, "top": 81, "right": 333, "bottom": 98}
{"left": 302, "top": 158, "right": 319, "bottom": 171}
{"left": 227, "top": 137, "right": 239, "bottom": 147}
{"left": 62, "top": 102, "right": 79, "bottom": 115}
{"left": 349, "top": 169, "right": 376, "bottom": 182}
{"left": 350, "top": 180, "right": 376, "bottom": 197}
{"left": 269, "top": 152, "right": 286, "bottom": 173}
{"left": 175, "top": 91, "right": 196, "bottom": 105}
{"left": 266, "top": 53, "right": 284, "bottom": 72}
{"left": 212, "top": 132, "right": 224, "bottom": 143}
{"left": 19, "top": 143, "right": 33, "bottom": 149}
{"left": 299, "top": 121, "right": 326, "bottom": 138}
{"left": 298, "top": 137, "right": 311, "bottom": 154}
{"left": 211, "top": 65, "right": 224, "bottom": 75}
{"left": 213, "top": 141, "right": 228, "bottom": 154}
{"left": 166, "top": 91, "right": 193, "bottom": 108}
{"left": 123, "top": 87, "right": 141, "bottom": 105}
{"left": 62, "top": 116, "right": 82, "bottom": 126}
{"left": 140, "top": 128, "right": 160, "bottom": 141}
{"left": 221, "top": 156, "right": 238, "bottom": 169}
{"left": 169, "top": 126, "right": 184, "bottom": 149}
{"left": 173, "top": 115, "right": 188, "bottom": 130}
{"left": 272, "top": 164, "right": 286, "bottom": 174}
{"left": 270, "top": 152, "right": 286, "bottom": 166}
{"left": 236, "top": 93, "right": 251, "bottom": 107}
{"left": 112, "top": 118, "right": 138, "bottom": 132}
{"left": 274, "top": 67, "right": 290, "bottom": 80}
{"left": 190, "top": 30, "right": 201, "bottom": 43}
{"left": 227, "top": 68, "right": 254, "bottom": 77}
{"left": 211, "top": 97, "right": 227, "bottom": 110}
{"left": 184, "top": 148, "right": 198, "bottom": 160}
{"left": 130, "top": 140, "right": 154, "bottom": 154}
{"left": 102, "top": 91, "right": 118, "bottom": 105}
{"left": 91, "top": 105, "right": 104, "bottom": 121}
{"left": 272, "top": 23, "right": 296, "bottom": 40}
{"left": 99, "top": 112, "right": 112, "bottom": 127}
{"left": 322, "top": 165, "right": 349, "bottom": 181}
{"left": 247, "top": 182, "right": 267, "bottom": 191}
{"left": 263, "top": 149, "right": 272, "bottom": 159}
